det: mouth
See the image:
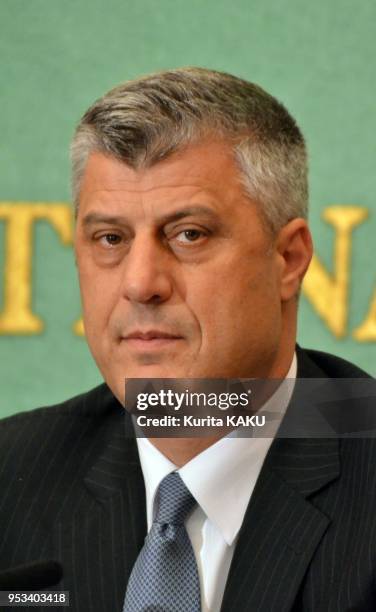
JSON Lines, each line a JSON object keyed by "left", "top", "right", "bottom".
{"left": 122, "top": 330, "right": 184, "bottom": 351}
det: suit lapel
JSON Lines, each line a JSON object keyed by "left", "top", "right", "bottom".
{"left": 52, "top": 405, "right": 146, "bottom": 612}
{"left": 221, "top": 347, "right": 341, "bottom": 612}
{"left": 221, "top": 437, "right": 339, "bottom": 612}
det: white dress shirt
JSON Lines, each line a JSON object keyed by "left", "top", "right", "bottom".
{"left": 135, "top": 354, "right": 297, "bottom": 612}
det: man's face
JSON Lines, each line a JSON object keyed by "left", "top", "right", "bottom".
{"left": 75, "top": 140, "right": 286, "bottom": 403}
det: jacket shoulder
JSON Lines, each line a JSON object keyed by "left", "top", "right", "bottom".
{"left": 297, "top": 345, "right": 372, "bottom": 378}
{"left": 0, "top": 383, "right": 120, "bottom": 427}
{"left": 0, "top": 384, "right": 123, "bottom": 471}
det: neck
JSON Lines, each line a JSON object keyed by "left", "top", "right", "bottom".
{"left": 148, "top": 435, "right": 225, "bottom": 467}
{"left": 148, "top": 338, "right": 296, "bottom": 466}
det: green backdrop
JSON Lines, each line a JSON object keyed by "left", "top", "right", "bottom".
{"left": 1, "top": 0, "right": 375, "bottom": 417}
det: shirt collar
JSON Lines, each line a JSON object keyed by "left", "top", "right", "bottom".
{"left": 136, "top": 352, "right": 297, "bottom": 544}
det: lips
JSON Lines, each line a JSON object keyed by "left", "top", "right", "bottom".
{"left": 125, "top": 330, "right": 182, "bottom": 340}
{"left": 122, "top": 330, "right": 183, "bottom": 351}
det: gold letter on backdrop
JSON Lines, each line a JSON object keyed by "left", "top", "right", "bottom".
{"left": 352, "top": 288, "right": 376, "bottom": 341}
{"left": 0, "top": 203, "right": 72, "bottom": 334}
{"left": 302, "top": 206, "right": 368, "bottom": 337}
{"left": 73, "top": 318, "right": 85, "bottom": 336}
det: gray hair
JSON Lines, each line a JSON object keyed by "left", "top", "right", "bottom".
{"left": 70, "top": 67, "right": 308, "bottom": 232}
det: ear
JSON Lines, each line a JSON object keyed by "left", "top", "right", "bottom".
{"left": 275, "top": 218, "right": 313, "bottom": 301}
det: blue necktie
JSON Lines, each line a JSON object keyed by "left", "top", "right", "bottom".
{"left": 123, "top": 472, "right": 201, "bottom": 612}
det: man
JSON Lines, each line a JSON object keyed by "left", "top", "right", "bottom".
{"left": 0, "top": 67, "right": 375, "bottom": 611}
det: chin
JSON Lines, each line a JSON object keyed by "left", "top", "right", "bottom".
{"left": 129, "top": 366, "right": 177, "bottom": 379}
{"left": 115, "top": 363, "right": 174, "bottom": 381}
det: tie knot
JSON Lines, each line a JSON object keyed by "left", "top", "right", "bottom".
{"left": 155, "top": 472, "right": 197, "bottom": 525}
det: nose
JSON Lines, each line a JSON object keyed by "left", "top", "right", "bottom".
{"left": 121, "top": 232, "right": 174, "bottom": 304}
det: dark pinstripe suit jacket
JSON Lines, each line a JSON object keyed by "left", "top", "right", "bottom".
{"left": 1, "top": 346, "right": 375, "bottom": 612}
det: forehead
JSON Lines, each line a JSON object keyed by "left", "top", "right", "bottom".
{"left": 77, "top": 140, "right": 251, "bottom": 219}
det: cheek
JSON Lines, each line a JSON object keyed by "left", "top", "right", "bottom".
{"left": 78, "top": 266, "right": 119, "bottom": 330}
{"left": 189, "top": 259, "right": 279, "bottom": 340}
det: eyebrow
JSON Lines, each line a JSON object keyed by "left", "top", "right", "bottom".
{"left": 81, "top": 206, "right": 220, "bottom": 227}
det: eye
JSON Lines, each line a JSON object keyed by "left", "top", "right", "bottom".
{"left": 98, "top": 233, "right": 122, "bottom": 247}
{"left": 174, "top": 229, "right": 206, "bottom": 244}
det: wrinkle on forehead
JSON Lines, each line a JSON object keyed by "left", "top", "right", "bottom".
{"left": 77, "top": 141, "right": 254, "bottom": 225}
{"left": 80, "top": 139, "right": 237, "bottom": 192}
{"left": 79, "top": 188, "right": 222, "bottom": 226}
